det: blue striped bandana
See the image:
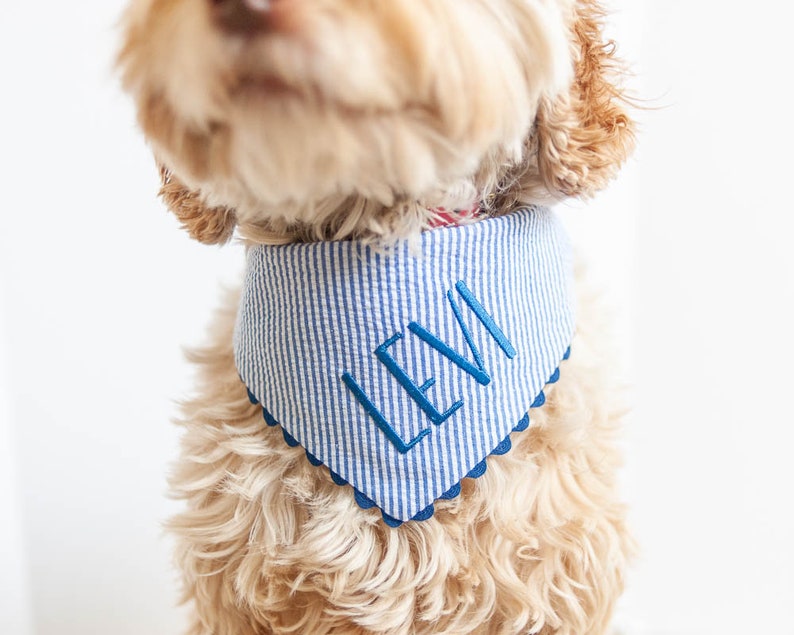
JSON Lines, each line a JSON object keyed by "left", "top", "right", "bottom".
{"left": 234, "top": 206, "right": 575, "bottom": 526}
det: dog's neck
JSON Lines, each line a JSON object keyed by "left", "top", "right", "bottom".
{"left": 236, "top": 193, "right": 491, "bottom": 246}
{"left": 233, "top": 206, "right": 575, "bottom": 525}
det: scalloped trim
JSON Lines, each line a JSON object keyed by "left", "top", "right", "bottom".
{"left": 246, "top": 346, "right": 571, "bottom": 527}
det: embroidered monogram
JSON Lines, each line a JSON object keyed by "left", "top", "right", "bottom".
{"left": 342, "top": 281, "right": 517, "bottom": 454}
{"left": 234, "top": 207, "right": 574, "bottom": 525}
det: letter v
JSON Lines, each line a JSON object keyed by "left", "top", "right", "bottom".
{"left": 408, "top": 319, "right": 491, "bottom": 385}
{"left": 454, "top": 281, "right": 517, "bottom": 359}
{"left": 407, "top": 281, "right": 516, "bottom": 386}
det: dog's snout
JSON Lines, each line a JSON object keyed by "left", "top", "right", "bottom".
{"left": 211, "top": 0, "right": 273, "bottom": 35}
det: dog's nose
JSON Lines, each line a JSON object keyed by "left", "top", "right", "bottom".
{"left": 211, "top": 0, "right": 273, "bottom": 35}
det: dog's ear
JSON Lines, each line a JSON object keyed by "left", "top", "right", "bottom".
{"left": 533, "top": 0, "right": 634, "bottom": 198}
{"left": 158, "top": 165, "right": 237, "bottom": 245}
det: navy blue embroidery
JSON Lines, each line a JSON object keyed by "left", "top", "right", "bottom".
{"left": 374, "top": 333, "right": 464, "bottom": 425}
{"left": 446, "top": 289, "right": 486, "bottom": 371}
{"left": 341, "top": 371, "right": 431, "bottom": 454}
{"left": 342, "top": 280, "right": 518, "bottom": 453}
{"left": 407, "top": 322, "right": 490, "bottom": 385}
{"left": 455, "top": 281, "right": 517, "bottom": 359}
{"left": 379, "top": 363, "right": 562, "bottom": 527}
{"left": 245, "top": 350, "right": 570, "bottom": 528}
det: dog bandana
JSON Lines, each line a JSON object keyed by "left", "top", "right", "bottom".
{"left": 234, "top": 206, "right": 574, "bottom": 526}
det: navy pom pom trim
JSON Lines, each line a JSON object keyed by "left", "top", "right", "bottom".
{"left": 247, "top": 347, "right": 571, "bottom": 527}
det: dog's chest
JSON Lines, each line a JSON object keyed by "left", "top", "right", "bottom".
{"left": 234, "top": 207, "right": 574, "bottom": 526}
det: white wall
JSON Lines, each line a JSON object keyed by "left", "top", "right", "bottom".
{"left": 1, "top": 1, "right": 792, "bottom": 634}
{"left": 0, "top": 2, "right": 238, "bottom": 632}
{"left": 619, "top": 2, "right": 794, "bottom": 633}
{"left": 0, "top": 293, "right": 34, "bottom": 635}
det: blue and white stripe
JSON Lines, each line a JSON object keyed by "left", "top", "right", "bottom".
{"left": 234, "top": 206, "right": 575, "bottom": 523}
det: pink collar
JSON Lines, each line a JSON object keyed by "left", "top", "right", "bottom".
{"left": 428, "top": 202, "right": 484, "bottom": 229}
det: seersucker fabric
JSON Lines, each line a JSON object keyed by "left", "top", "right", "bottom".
{"left": 234, "top": 206, "right": 575, "bottom": 524}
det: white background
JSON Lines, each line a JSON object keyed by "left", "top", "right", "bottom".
{"left": 2, "top": 1, "right": 793, "bottom": 633}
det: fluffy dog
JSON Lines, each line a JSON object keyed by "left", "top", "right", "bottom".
{"left": 119, "top": 0, "right": 634, "bottom": 633}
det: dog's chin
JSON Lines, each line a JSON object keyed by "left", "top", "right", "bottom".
{"left": 121, "top": 0, "right": 575, "bottom": 221}
{"left": 152, "top": 86, "right": 504, "bottom": 223}
{"left": 229, "top": 73, "right": 407, "bottom": 117}
{"left": 232, "top": 76, "right": 303, "bottom": 102}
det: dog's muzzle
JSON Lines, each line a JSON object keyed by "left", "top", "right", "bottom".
{"left": 211, "top": 0, "right": 273, "bottom": 35}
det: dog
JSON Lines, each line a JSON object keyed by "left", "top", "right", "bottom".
{"left": 118, "top": 0, "right": 634, "bottom": 633}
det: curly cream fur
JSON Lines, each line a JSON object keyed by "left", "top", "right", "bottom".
{"left": 171, "top": 282, "right": 629, "bottom": 635}
{"left": 118, "top": 0, "right": 635, "bottom": 631}
{"left": 502, "top": 0, "right": 635, "bottom": 206}
{"left": 159, "top": 166, "right": 238, "bottom": 245}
